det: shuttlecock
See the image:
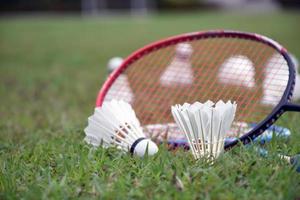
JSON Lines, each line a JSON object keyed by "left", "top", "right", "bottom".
{"left": 107, "top": 57, "right": 123, "bottom": 74}
{"left": 218, "top": 55, "right": 255, "bottom": 88}
{"left": 171, "top": 100, "right": 237, "bottom": 160}
{"left": 160, "top": 43, "right": 194, "bottom": 86}
{"left": 261, "top": 53, "right": 289, "bottom": 105}
{"left": 105, "top": 57, "right": 134, "bottom": 104}
{"left": 84, "top": 100, "right": 158, "bottom": 157}
{"left": 290, "top": 54, "right": 300, "bottom": 101}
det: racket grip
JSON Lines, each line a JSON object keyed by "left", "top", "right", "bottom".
{"left": 282, "top": 102, "right": 300, "bottom": 112}
{"left": 281, "top": 154, "right": 300, "bottom": 173}
{"left": 289, "top": 155, "right": 300, "bottom": 173}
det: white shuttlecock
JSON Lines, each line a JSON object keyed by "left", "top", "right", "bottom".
{"left": 171, "top": 100, "right": 237, "bottom": 160}
{"left": 218, "top": 55, "right": 255, "bottom": 88}
{"left": 107, "top": 57, "right": 123, "bottom": 74}
{"left": 290, "top": 54, "right": 300, "bottom": 101}
{"left": 105, "top": 57, "right": 134, "bottom": 104}
{"left": 160, "top": 43, "right": 194, "bottom": 86}
{"left": 261, "top": 53, "right": 289, "bottom": 105}
{"left": 294, "top": 73, "right": 300, "bottom": 101}
{"left": 84, "top": 100, "right": 158, "bottom": 157}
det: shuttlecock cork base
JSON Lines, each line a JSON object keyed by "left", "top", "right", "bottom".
{"left": 171, "top": 100, "right": 237, "bottom": 160}
{"left": 84, "top": 100, "right": 158, "bottom": 157}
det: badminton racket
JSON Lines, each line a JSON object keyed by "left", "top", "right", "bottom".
{"left": 96, "top": 30, "right": 300, "bottom": 150}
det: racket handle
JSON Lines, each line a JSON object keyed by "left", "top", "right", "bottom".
{"left": 282, "top": 102, "right": 300, "bottom": 112}
{"left": 256, "top": 148, "right": 300, "bottom": 173}
{"left": 280, "top": 155, "right": 300, "bottom": 173}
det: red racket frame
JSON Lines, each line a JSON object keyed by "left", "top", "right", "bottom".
{"left": 96, "top": 30, "right": 300, "bottom": 149}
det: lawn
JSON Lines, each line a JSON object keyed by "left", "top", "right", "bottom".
{"left": 0, "top": 11, "right": 300, "bottom": 199}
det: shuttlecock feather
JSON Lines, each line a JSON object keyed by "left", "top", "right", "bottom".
{"left": 171, "top": 100, "right": 237, "bottom": 160}
{"left": 262, "top": 53, "right": 289, "bottom": 105}
{"left": 106, "top": 57, "right": 134, "bottom": 104}
{"left": 160, "top": 43, "right": 194, "bottom": 86}
{"left": 218, "top": 55, "right": 255, "bottom": 88}
{"left": 84, "top": 100, "right": 158, "bottom": 157}
{"left": 290, "top": 54, "right": 300, "bottom": 101}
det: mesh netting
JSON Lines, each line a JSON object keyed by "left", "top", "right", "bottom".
{"left": 103, "top": 36, "right": 289, "bottom": 138}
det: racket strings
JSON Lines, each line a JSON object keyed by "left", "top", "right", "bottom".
{"left": 103, "top": 37, "right": 289, "bottom": 136}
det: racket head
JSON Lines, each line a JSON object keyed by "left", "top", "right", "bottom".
{"left": 96, "top": 30, "right": 298, "bottom": 149}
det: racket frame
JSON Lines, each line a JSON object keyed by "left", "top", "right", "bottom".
{"left": 96, "top": 30, "right": 300, "bottom": 149}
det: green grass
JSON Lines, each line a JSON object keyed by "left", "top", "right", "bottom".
{"left": 1, "top": 11, "right": 300, "bottom": 199}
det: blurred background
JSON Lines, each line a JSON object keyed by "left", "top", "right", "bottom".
{"left": 0, "top": 0, "right": 300, "bottom": 14}
{"left": 0, "top": 0, "right": 299, "bottom": 139}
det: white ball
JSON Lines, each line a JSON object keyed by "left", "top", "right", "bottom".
{"left": 107, "top": 57, "right": 123, "bottom": 73}
{"left": 133, "top": 139, "right": 158, "bottom": 157}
